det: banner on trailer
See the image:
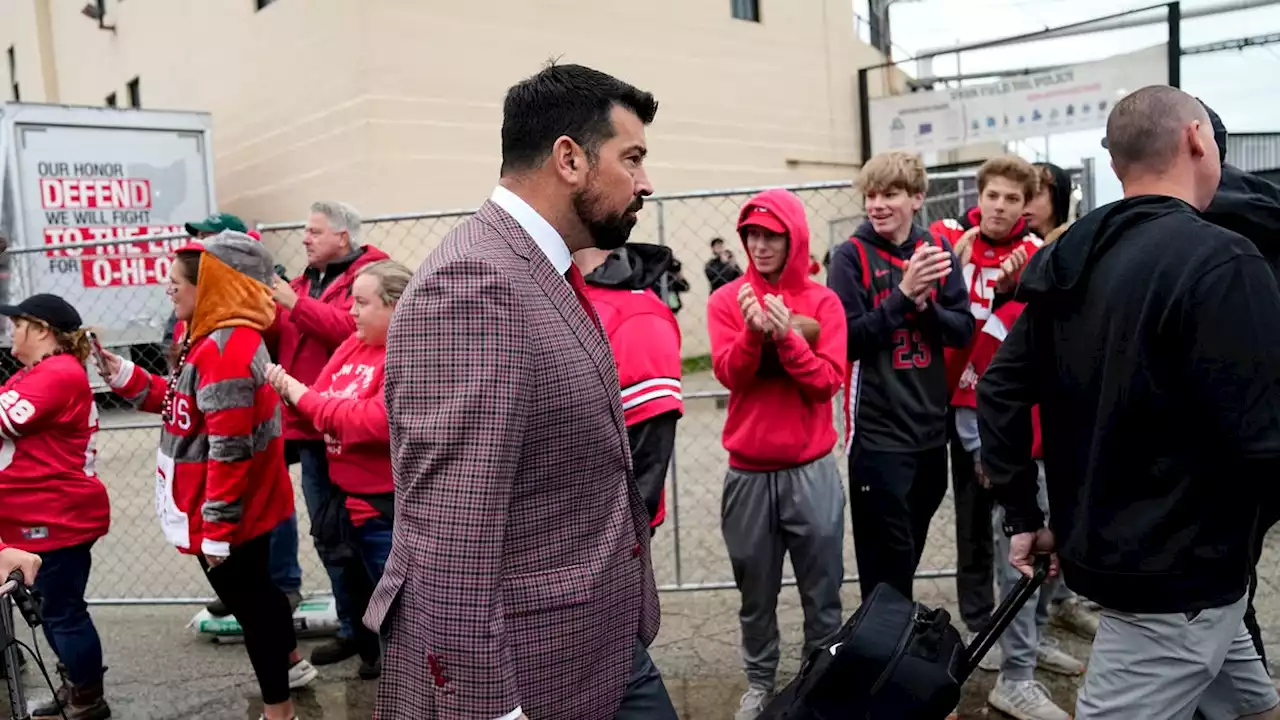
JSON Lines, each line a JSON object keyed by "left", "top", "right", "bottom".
{"left": 869, "top": 44, "right": 1169, "bottom": 156}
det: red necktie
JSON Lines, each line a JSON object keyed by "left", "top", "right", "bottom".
{"left": 566, "top": 265, "right": 601, "bottom": 330}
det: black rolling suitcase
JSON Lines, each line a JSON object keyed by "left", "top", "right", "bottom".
{"left": 759, "top": 556, "right": 1052, "bottom": 720}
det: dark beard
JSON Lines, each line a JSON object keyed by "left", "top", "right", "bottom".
{"left": 574, "top": 186, "right": 643, "bottom": 251}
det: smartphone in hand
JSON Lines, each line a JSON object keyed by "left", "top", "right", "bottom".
{"left": 86, "top": 330, "right": 110, "bottom": 371}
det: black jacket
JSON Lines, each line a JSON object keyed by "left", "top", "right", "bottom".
{"left": 829, "top": 222, "right": 974, "bottom": 451}
{"left": 1203, "top": 164, "right": 1280, "bottom": 274}
{"left": 977, "top": 195, "right": 1280, "bottom": 613}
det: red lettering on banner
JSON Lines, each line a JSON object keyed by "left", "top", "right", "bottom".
{"left": 43, "top": 226, "right": 185, "bottom": 258}
{"left": 80, "top": 256, "right": 174, "bottom": 288}
{"left": 39, "top": 178, "right": 152, "bottom": 210}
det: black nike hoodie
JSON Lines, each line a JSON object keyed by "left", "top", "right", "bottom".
{"left": 977, "top": 194, "right": 1280, "bottom": 613}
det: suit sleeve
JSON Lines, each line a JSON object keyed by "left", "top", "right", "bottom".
{"left": 976, "top": 311, "right": 1044, "bottom": 534}
{"left": 288, "top": 294, "right": 357, "bottom": 350}
{"left": 709, "top": 288, "right": 764, "bottom": 390}
{"left": 774, "top": 293, "right": 847, "bottom": 402}
{"left": 384, "top": 258, "right": 528, "bottom": 718}
{"left": 918, "top": 239, "right": 976, "bottom": 348}
{"left": 295, "top": 386, "right": 389, "bottom": 448}
{"left": 627, "top": 411, "right": 678, "bottom": 527}
{"left": 196, "top": 337, "right": 262, "bottom": 557}
{"left": 107, "top": 359, "right": 169, "bottom": 415}
{"left": 827, "top": 242, "right": 915, "bottom": 359}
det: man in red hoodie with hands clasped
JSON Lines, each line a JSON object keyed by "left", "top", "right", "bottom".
{"left": 708, "top": 189, "right": 848, "bottom": 720}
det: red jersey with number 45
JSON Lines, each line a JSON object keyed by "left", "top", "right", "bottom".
{"left": 0, "top": 354, "right": 108, "bottom": 553}
{"left": 929, "top": 208, "right": 1042, "bottom": 403}
{"left": 956, "top": 299, "right": 1042, "bottom": 458}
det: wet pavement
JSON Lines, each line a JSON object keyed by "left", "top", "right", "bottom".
{"left": 3, "top": 584, "right": 1091, "bottom": 719}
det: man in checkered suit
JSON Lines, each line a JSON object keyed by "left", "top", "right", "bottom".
{"left": 365, "top": 63, "right": 676, "bottom": 720}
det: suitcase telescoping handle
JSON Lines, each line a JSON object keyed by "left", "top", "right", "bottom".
{"left": 956, "top": 554, "right": 1052, "bottom": 682}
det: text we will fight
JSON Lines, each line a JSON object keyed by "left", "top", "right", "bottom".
{"left": 37, "top": 162, "right": 187, "bottom": 288}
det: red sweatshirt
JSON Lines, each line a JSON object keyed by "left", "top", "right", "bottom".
{"left": 294, "top": 334, "right": 391, "bottom": 526}
{"left": 961, "top": 299, "right": 1042, "bottom": 458}
{"left": 271, "top": 245, "right": 390, "bottom": 441}
{"left": 112, "top": 327, "right": 294, "bottom": 556}
{"left": 0, "top": 355, "right": 109, "bottom": 553}
{"left": 929, "top": 208, "right": 1042, "bottom": 403}
{"left": 707, "top": 189, "right": 848, "bottom": 471}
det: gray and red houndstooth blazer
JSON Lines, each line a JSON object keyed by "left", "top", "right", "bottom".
{"left": 364, "top": 200, "right": 661, "bottom": 720}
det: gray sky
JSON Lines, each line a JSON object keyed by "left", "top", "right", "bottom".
{"left": 865, "top": 0, "right": 1280, "bottom": 203}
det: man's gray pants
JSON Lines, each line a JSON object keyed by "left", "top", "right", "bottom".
{"left": 1076, "top": 592, "right": 1278, "bottom": 719}
{"left": 721, "top": 453, "right": 845, "bottom": 692}
{"left": 991, "top": 463, "right": 1069, "bottom": 680}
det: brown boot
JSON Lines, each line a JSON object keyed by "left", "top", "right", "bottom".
{"left": 29, "top": 663, "right": 69, "bottom": 719}
{"left": 35, "top": 675, "right": 110, "bottom": 720}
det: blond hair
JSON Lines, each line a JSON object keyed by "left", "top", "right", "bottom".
{"left": 977, "top": 156, "right": 1040, "bottom": 202}
{"left": 19, "top": 315, "right": 92, "bottom": 364}
{"left": 857, "top": 151, "right": 929, "bottom": 196}
{"left": 357, "top": 260, "right": 413, "bottom": 306}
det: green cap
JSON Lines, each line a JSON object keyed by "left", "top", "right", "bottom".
{"left": 185, "top": 212, "right": 248, "bottom": 236}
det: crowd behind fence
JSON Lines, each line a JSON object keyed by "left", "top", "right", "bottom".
{"left": 12, "top": 162, "right": 1280, "bottom": 666}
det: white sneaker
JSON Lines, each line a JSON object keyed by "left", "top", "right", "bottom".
{"left": 1051, "top": 596, "right": 1100, "bottom": 640}
{"left": 1036, "top": 637, "right": 1085, "bottom": 676}
{"left": 288, "top": 659, "right": 318, "bottom": 689}
{"left": 966, "top": 631, "right": 1003, "bottom": 672}
{"left": 735, "top": 686, "right": 772, "bottom": 720}
{"left": 987, "top": 676, "right": 1072, "bottom": 720}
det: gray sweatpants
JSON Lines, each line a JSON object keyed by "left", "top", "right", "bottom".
{"left": 721, "top": 453, "right": 845, "bottom": 692}
{"left": 991, "top": 462, "right": 1066, "bottom": 680}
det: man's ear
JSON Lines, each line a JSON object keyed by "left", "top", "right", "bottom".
{"left": 1187, "top": 121, "right": 1208, "bottom": 160}
{"left": 551, "top": 136, "right": 587, "bottom": 185}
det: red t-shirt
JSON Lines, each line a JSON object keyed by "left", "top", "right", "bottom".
{"left": 0, "top": 354, "right": 109, "bottom": 552}
{"left": 295, "top": 335, "right": 391, "bottom": 526}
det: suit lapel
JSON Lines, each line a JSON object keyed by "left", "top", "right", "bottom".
{"left": 475, "top": 203, "right": 623, "bottom": 413}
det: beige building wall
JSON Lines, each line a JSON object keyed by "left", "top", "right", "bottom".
{"left": 0, "top": 0, "right": 887, "bottom": 219}
{"left": 0, "top": 0, "right": 921, "bottom": 357}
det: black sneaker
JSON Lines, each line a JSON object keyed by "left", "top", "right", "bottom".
{"left": 309, "top": 636, "right": 359, "bottom": 666}
{"left": 358, "top": 656, "right": 382, "bottom": 680}
{"left": 205, "top": 598, "right": 231, "bottom": 617}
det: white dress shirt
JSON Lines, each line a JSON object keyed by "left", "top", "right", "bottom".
{"left": 490, "top": 185, "right": 571, "bottom": 276}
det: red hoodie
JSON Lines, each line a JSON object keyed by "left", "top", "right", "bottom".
{"left": 0, "top": 355, "right": 108, "bottom": 553}
{"left": 707, "top": 189, "right": 847, "bottom": 471}
{"left": 294, "top": 334, "right": 391, "bottom": 526}
{"left": 271, "top": 245, "right": 390, "bottom": 440}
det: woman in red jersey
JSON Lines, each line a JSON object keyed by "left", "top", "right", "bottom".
{"left": 0, "top": 294, "right": 110, "bottom": 720}
{"left": 264, "top": 259, "right": 409, "bottom": 681}
{"left": 99, "top": 233, "right": 313, "bottom": 720}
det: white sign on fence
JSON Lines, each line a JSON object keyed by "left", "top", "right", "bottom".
{"left": 869, "top": 44, "right": 1169, "bottom": 156}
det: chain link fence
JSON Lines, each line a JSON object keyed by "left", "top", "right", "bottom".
{"left": 19, "top": 163, "right": 1280, "bottom": 673}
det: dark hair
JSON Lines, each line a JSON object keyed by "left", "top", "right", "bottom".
{"left": 174, "top": 250, "right": 201, "bottom": 284}
{"left": 500, "top": 62, "right": 658, "bottom": 175}
{"left": 710, "top": 237, "right": 725, "bottom": 249}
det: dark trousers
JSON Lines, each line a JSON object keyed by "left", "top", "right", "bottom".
{"left": 201, "top": 533, "right": 297, "bottom": 705}
{"left": 296, "top": 441, "right": 353, "bottom": 638}
{"left": 613, "top": 640, "right": 677, "bottom": 720}
{"left": 268, "top": 513, "right": 302, "bottom": 593}
{"left": 342, "top": 517, "right": 394, "bottom": 663}
{"left": 33, "top": 542, "right": 104, "bottom": 687}
{"left": 1246, "top": 501, "right": 1280, "bottom": 671}
{"left": 948, "top": 427, "right": 996, "bottom": 633}
{"left": 848, "top": 441, "right": 948, "bottom": 600}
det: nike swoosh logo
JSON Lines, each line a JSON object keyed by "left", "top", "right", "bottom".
{"left": 875, "top": 269, "right": 890, "bottom": 278}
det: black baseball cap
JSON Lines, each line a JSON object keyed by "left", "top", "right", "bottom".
{"left": 185, "top": 212, "right": 248, "bottom": 236}
{"left": 0, "top": 294, "right": 83, "bottom": 332}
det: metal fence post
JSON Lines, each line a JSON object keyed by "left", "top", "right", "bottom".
{"left": 655, "top": 199, "right": 684, "bottom": 587}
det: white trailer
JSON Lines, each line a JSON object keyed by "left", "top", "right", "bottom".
{"left": 0, "top": 103, "right": 216, "bottom": 379}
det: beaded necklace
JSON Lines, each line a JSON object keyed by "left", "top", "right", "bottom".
{"left": 161, "top": 337, "right": 193, "bottom": 426}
